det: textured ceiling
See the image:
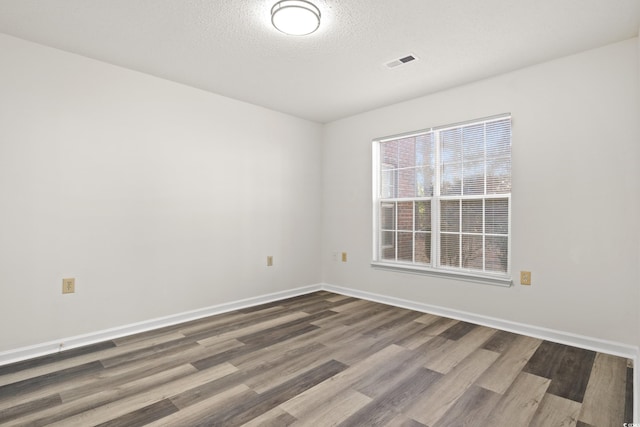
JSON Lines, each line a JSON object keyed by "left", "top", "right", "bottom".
{"left": 0, "top": 0, "right": 638, "bottom": 123}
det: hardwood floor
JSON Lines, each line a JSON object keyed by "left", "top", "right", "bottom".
{"left": 0, "top": 291, "right": 633, "bottom": 426}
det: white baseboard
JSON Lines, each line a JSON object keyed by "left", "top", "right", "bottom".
{"left": 3, "top": 282, "right": 637, "bottom": 362}
{"left": 321, "top": 283, "right": 638, "bottom": 359}
{"left": 0, "top": 284, "right": 322, "bottom": 367}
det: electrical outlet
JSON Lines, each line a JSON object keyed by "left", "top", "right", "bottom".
{"left": 341, "top": 252, "right": 347, "bottom": 262}
{"left": 62, "top": 278, "right": 75, "bottom": 294}
{"left": 520, "top": 271, "right": 531, "bottom": 286}
{"left": 267, "top": 256, "right": 273, "bottom": 267}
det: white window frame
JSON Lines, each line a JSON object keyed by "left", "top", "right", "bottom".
{"left": 371, "top": 114, "right": 512, "bottom": 287}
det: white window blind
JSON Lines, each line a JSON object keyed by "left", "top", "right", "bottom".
{"left": 373, "top": 115, "right": 511, "bottom": 283}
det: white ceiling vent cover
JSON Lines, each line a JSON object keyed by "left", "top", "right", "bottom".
{"left": 385, "top": 54, "right": 419, "bottom": 69}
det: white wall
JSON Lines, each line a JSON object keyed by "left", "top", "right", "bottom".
{"left": 322, "top": 38, "right": 640, "bottom": 346}
{"left": 0, "top": 34, "right": 323, "bottom": 352}
{"left": 637, "top": 32, "right": 640, "bottom": 355}
{"left": 1, "top": 32, "right": 638, "bottom": 355}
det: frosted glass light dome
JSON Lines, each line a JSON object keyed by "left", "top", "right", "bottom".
{"left": 271, "top": 0, "right": 321, "bottom": 36}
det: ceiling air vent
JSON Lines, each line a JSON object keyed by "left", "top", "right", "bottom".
{"left": 385, "top": 54, "right": 418, "bottom": 69}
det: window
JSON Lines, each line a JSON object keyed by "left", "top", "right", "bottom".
{"left": 372, "top": 114, "right": 512, "bottom": 286}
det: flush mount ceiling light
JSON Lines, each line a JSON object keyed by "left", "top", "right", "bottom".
{"left": 271, "top": 0, "right": 321, "bottom": 36}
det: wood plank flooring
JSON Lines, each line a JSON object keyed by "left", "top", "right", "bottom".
{"left": 0, "top": 291, "right": 633, "bottom": 426}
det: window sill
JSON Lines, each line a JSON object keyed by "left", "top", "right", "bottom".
{"left": 370, "top": 261, "right": 513, "bottom": 287}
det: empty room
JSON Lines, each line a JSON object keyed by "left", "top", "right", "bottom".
{"left": 0, "top": 1, "right": 638, "bottom": 426}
